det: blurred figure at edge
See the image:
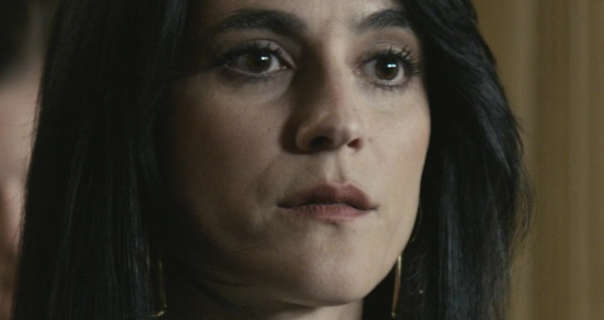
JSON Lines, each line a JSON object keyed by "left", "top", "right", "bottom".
{"left": 0, "top": 1, "right": 55, "bottom": 319}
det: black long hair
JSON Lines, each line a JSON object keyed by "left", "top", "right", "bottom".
{"left": 0, "top": 0, "right": 28, "bottom": 74}
{"left": 12, "top": 0, "right": 530, "bottom": 319}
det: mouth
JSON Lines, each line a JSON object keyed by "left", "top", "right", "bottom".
{"left": 278, "top": 183, "right": 378, "bottom": 221}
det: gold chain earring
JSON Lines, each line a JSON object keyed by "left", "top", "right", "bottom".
{"left": 390, "top": 255, "right": 402, "bottom": 319}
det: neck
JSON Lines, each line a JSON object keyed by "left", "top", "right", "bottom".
{"left": 164, "top": 265, "right": 364, "bottom": 320}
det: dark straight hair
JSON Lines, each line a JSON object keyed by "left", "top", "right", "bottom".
{"left": 12, "top": 0, "right": 530, "bottom": 319}
{"left": 366, "top": 1, "right": 530, "bottom": 319}
{"left": 13, "top": 1, "right": 188, "bottom": 319}
{"left": 0, "top": 0, "right": 28, "bottom": 73}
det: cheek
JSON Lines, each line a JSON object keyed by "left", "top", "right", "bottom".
{"left": 167, "top": 78, "right": 277, "bottom": 177}
{"left": 387, "top": 110, "right": 430, "bottom": 200}
{"left": 161, "top": 78, "right": 283, "bottom": 234}
{"left": 371, "top": 91, "right": 430, "bottom": 261}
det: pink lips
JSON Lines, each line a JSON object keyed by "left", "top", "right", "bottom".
{"left": 278, "top": 184, "right": 377, "bottom": 222}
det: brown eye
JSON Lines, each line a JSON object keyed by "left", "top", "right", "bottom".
{"left": 226, "top": 48, "right": 287, "bottom": 75}
{"left": 237, "top": 51, "right": 273, "bottom": 74}
{"left": 360, "top": 48, "right": 417, "bottom": 89}
{"left": 374, "top": 56, "right": 401, "bottom": 81}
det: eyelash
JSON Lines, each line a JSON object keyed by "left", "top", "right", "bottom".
{"left": 213, "top": 41, "right": 420, "bottom": 89}
{"left": 359, "top": 47, "right": 421, "bottom": 90}
{"left": 213, "top": 42, "right": 292, "bottom": 83}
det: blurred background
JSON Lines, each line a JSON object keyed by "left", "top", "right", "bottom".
{"left": 0, "top": 1, "right": 602, "bottom": 320}
{"left": 474, "top": 0, "right": 604, "bottom": 319}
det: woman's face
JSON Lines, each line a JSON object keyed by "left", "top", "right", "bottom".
{"left": 162, "top": 0, "right": 430, "bottom": 308}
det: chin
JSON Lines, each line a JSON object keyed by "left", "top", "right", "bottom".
{"left": 284, "top": 279, "right": 375, "bottom": 308}
{"left": 269, "top": 257, "right": 387, "bottom": 308}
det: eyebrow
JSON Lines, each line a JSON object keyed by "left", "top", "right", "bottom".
{"left": 206, "top": 8, "right": 410, "bottom": 38}
{"left": 208, "top": 9, "right": 307, "bottom": 38}
{"left": 356, "top": 9, "right": 410, "bottom": 31}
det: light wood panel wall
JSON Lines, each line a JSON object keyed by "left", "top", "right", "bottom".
{"left": 474, "top": 0, "right": 604, "bottom": 319}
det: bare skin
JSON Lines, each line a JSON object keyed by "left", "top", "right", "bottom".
{"left": 160, "top": 0, "right": 430, "bottom": 319}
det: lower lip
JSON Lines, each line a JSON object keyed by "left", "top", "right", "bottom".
{"left": 279, "top": 204, "right": 369, "bottom": 222}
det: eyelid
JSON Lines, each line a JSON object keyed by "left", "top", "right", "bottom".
{"left": 214, "top": 40, "right": 296, "bottom": 70}
{"left": 358, "top": 46, "right": 414, "bottom": 66}
{"left": 209, "top": 38, "right": 421, "bottom": 89}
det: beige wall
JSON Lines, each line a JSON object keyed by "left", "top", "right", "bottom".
{"left": 474, "top": 0, "right": 604, "bottom": 319}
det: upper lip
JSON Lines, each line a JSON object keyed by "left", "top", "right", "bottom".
{"left": 279, "top": 183, "right": 377, "bottom": 211}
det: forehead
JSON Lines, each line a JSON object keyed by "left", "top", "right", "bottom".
{"left": 193, "top": 0, "right": 403, "bottom": 31}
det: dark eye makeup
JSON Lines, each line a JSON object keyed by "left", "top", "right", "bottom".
{"left": 210, "top": 40, "right": 421, "bottom": 89}
{"left": 211, "top": 41, "right": 295, "bottom": 83}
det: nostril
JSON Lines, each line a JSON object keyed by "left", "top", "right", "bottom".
{"left": 347, "top": 138, "right": 362, "bottom": 149}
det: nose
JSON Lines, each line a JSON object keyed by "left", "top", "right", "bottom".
{"left": 293, "top": 67, "right": 364, "bottom": 153}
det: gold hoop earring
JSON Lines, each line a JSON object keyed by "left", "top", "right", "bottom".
{"left": 391, "top": 255, "right": 402, "bottom": 319}
{"left": 150, "top": 259, "right": 168, "bottom": 318}
{"left": 150, "top": 309, "right": 166, "bottom": 318}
